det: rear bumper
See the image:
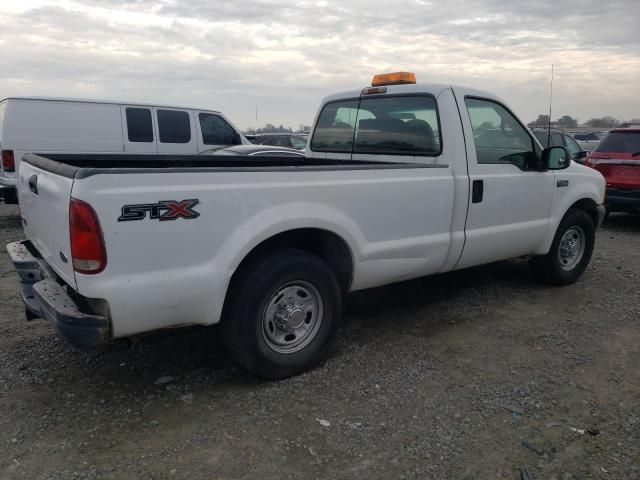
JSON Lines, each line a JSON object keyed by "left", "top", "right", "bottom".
{"left": 6, "top": 240, "right": 111, "bottom": 352}
{"left": 0, "top": 175, "right": 17, "bottom": 187}
{"left": 605, "top": 187, "right": 640, "bottom": 212}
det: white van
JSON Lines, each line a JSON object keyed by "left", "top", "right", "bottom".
{"left": 0, "top": 97, "right": 248, "bottom": 203}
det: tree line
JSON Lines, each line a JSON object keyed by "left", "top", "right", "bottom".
{"left": 528, "top": 115, "right": 640, "bottom": 129}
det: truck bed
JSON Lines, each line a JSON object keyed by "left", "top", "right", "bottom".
{"left": 23, "top": 153, "right": 438, "bottom": 179}
{"left": 18, "top": 150, "right": 455, "bottom": 339}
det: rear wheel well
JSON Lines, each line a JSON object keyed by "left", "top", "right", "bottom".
{"left": 229, "top": 229, "right": 354, "bottom": 294}
{"left": 568, "top": 198, "right": 599, "bottom": 226}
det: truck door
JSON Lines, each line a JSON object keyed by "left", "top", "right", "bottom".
{"left": 121, "top": 106, "right": 158, "bottom": 153}
{"left": 154, "top": 108, "right": 197, "bottom": 154}
{"left": 313, "top": 93, "right": 457, "bottom": 276}
{"left": 453, "top": 93, "right": 555, "bottom": 269}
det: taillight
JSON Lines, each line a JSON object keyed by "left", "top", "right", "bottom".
{"left": 1, "top": 150, "right": 15, "bottom": 172}
{"left": 69, "top": 198, "right": 107, "bottom": 274}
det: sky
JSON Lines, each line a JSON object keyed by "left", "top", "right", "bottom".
{"left": 0, "top": 0, "right": 638, "bottom": 131}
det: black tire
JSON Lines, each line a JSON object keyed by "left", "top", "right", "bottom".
{"left": 3, "top": 189, "right": 18, "bottom": 204}
{"left": 221, "top": 249, "right": 342, "bottom": 380}
{"left": 529, "top": 208, "right": 595, "bottom": 286}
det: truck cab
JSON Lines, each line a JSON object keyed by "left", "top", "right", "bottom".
{"left": 306, "top": 74, "right": 605, "bottom": 269}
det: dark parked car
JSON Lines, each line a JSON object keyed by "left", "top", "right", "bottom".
{"left": 531, "top": 128, "right": 588, "bottom": 163}
{"left": 573, "top": 132, "right": 600, "bottom": 141}
{"left": 254, "top": 134, "right": 308, "bottom": 150}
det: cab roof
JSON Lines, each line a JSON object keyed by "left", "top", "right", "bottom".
{"left": 321, "top": 83, "right": 503, "bottom": 104}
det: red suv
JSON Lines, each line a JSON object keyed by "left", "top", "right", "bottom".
{"left": 585, "top": 128, "right": 640, "bottom": 214}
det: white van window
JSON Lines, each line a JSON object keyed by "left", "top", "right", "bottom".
{"left": 199, "top": 113, "right": 240, "bottom": 145}
{"left": 125, "top": 107, "right": 153, "bottom": 143}
{"left": 157, "top": 110, "right": 191, "bottom": 144}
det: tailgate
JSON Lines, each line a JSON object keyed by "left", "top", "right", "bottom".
{"left": 18, "top": 159, "right": 76, "bottom": 287}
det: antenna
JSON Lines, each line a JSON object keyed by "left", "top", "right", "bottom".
{"left": 547, "top": 64, "right": 554, "bottom": 146}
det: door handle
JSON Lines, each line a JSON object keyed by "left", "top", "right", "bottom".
{"left": 472, "top": 179, "right": 483, "bottom": 203}
{"left": 28, "top": 175, "right": 38, "bottom": 195}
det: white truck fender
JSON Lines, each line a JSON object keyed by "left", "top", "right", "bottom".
{"left": 211, "top": 201, "right": 362, "bottom": 300}
{"left": 534, "top": 175, "right": 604, "bottom": 255}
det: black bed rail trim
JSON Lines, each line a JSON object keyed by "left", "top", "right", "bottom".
{"left": 22, "top": 152, "right": 449, "bottom": 180}
{"left": 22, "top": 153, "right": 79, "bottom": 178}
{"left": 76, "top": 163, "right": 448, "bottom": 178}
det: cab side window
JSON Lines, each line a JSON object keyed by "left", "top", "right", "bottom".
{"left": 157, "top": 109, "right": 191, "bottom": 144}
{"left": 465, "top": 98, "right": 536, "bottom": 170}
{"left": 199, "top": 113, "right": 240, "bottom": 145}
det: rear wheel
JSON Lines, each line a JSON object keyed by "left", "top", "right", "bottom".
{"left": 529, "top": 208, "right": 595, "bottom": 285}
{"left": 221, "top": 249, "right": 342, "bottom": 380}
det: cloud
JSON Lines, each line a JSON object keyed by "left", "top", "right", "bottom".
{"left": 0, "top": 0, "right": 638, "bottom": 129}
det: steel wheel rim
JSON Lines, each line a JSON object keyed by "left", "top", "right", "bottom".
{"left": 558, "top": 226, "right": 586, "bottom": 271}
{"left": 262, "top": 281, "right": 324, "bottom": 354}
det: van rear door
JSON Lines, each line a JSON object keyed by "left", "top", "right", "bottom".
{"left": 121, "top": 106, "right": 158, "bottom": 153}
{"left": 17, "top": 157, "right": 77, "bottom": 287}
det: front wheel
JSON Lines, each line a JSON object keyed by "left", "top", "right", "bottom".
{"left": 529, "top": 209, "right": 595, "bottom": 285}
{"left": 221, "top": 249, "right": 342, "bottom": 380}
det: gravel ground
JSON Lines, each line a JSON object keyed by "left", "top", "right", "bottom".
{"left": 0, "top": 202, "right": 638, "bottom": 479}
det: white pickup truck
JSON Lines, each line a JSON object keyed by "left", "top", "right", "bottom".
{"left": 7, "top": 73, "right": 606, "bottom": 379}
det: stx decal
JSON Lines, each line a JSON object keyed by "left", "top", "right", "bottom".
{"left": 118, "top": 199, "right": 200, "bottom": 222}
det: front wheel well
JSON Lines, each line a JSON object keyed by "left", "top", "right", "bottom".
{"left": 229, "top": 229, "right": 354, "bottom": 294}
{"left": 568, "top": 198, "right": 599, "bottom": 226}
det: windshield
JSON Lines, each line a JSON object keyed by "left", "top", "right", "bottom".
{"left": 593, "top": 131, "right": 640, "bottom": 154}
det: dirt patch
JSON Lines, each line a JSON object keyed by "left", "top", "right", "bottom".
{"left": 1, "top": 202, "right": 638, "bottom": 479}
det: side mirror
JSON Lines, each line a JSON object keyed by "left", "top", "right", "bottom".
{"left": 542, "top": 146, "right": 570, "bottom": 170}
{"left": 575, "top": 150, "right": 588, "bottom": 160}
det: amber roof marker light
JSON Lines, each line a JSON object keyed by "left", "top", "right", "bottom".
{"left": 371, "top": 72, "right": 417, "bottom": 87}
